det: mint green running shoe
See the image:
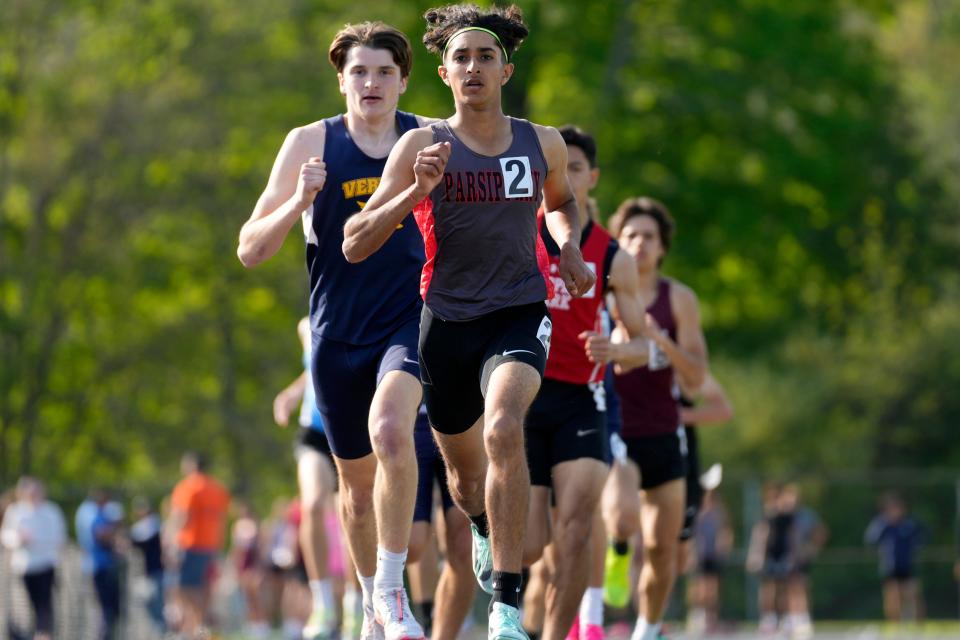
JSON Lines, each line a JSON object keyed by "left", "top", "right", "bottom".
{"left": 488, "top": 602, "right": 529, "bottom": 640}
{"left": 471, "top": 524, "right": 494, "bottom": 594}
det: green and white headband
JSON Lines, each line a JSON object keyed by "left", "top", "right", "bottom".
{"left": 442, "top": 26, "right": 509, "bottom": 62}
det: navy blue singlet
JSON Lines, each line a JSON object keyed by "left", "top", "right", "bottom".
{"left": 304, "top": 111, "right": 423, "bottom": 345}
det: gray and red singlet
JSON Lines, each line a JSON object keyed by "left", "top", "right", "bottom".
{"left": 413, "top": 118, "right": 553, "bottom": 320}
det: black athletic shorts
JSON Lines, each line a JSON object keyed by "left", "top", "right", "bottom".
{"left": 624, "top": 428, "right": 687, "bottom": 490}
{"left": 294, "top": 426, "right": 333, "bottom": 459}
{"left": 698, "top": 556, "right": 723, "bottom": 576}
{"left": 883, "top": 567, "right": 915, "bottom": 582}
{"left": 680, "top": 426, "right": 703, "bottom": 541}
{"left": 311, "top": 316, "right": 421, "bottom": 459}
{"left": 762, "top": 558, "right": 793, "bottom": 579}
{"left": 294, "top": 426, "right": 338, "bottom": 491}
{"left": 526, "top": 378, "right": 609, "bottom": 487}
{"left": 413, "top": 409, "right": 455, "bottom": 522}
{"left": 420, "top": 301, "right": 551, "bottom": 435}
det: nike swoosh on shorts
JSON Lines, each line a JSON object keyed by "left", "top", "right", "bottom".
{"left": 502, "top": 349, "right": 536, "bottom": 357}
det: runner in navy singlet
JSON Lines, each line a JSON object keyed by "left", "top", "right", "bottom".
{"left": 606, "top": 197, "right": 709, "bottom": 640}
{"left": 342, "top": 6, "right": 595, "bottom": 640}
{"left": 238, "top": 23, "right": 433, "bottom": 640}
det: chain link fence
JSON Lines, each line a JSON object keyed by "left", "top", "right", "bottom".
{"left": 2, "top": 546, "right": 175, "bottom": 640}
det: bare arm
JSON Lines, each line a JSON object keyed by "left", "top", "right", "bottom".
{"left": 647, "top": 283, "right": 707, "bottom": 389}
{"left": 746, "top": 521, "right": 768, "bottom": 573}
{"left": 537, "top": 126, "right": 595, "bottom": 297}
{"left": 0, "top": 509, "right": 20, "bottom": 549}
{"left": 237, "top": 125, "right": 326, "bottom": 267}
{"left": 164, "top": 509, "right": 187, "bottom": 553}
{"left": 679, "top": 372, "right": 734, "bottom": 426}
{"left": 273, "top": 371, "right": 307, "bottom": 427}
{"left": 342, "top": 128, "right": 445, "bottom": 263}
{"left": 581, "top": 249, "right": 650, "bottom": 369}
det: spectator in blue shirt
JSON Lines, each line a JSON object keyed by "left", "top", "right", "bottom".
{"left": 91, "top": 492, "right": 123, "bottom": 640}
{"left": 865, "top": 493, "right": 925, "bottom": 622}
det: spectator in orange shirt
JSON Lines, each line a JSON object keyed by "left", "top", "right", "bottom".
{"left": 166, "top": 451, "right": 231, "bottom": 637}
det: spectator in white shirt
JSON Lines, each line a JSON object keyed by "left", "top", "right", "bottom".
{"left": 0, "top": 476, "right": 66, "bottom": 640}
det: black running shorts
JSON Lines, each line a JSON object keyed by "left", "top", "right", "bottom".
{"left": 294, "top": 426, "right": 333, "bottom": 460}
{"left": 624, "top": 429, "right": 688, "bottom": 490}
{"left": 526, "top": 378, "right": 609, "bottom": 487}
{"left": 420, "top": 301, "right": 551, "bottom": 435}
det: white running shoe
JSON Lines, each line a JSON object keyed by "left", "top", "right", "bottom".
{"left": 361, "top": 600, "right": 385, "bottom": 640}
{"left": 373, "top": 587, "right": 425, "bottom": 640}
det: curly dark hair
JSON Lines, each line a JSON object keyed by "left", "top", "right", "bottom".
{"left": 422, "top": 4, "right": 528, "bottom": 62}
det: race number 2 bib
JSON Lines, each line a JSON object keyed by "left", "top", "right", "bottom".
{"left": 499, "top": 156, "right": 534, "bottom": 199}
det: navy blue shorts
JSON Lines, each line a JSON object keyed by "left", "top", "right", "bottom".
{"left": 603, "top": 364, "right": 621, "bottom": 464}
{"left": 413, "top": 409, "right": 455, "bottom": 522}
{"left": 179, "top": 549, "right": 215, "bottom": 588}
{"left": 311, "top": 316, "right": 421, "bottom": 460}
{"left": 680, "top": 426, "right": 703, "bottom": 541}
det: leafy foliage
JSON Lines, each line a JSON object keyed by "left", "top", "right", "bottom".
{"left": 0, "top": 0, "right": 957, "bottom": 519}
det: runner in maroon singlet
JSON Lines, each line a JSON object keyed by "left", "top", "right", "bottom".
{"left": 607, "top": 197, "right": 708, "bottom": 640}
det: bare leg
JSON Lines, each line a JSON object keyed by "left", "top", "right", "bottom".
{"left": 703, "top": 574, "right": 721, "bottom": 629}
{"left": 636, "top": 478, "right": 685, "bottom": 624}
{"left": 541, "top": 459, "right": 607, "bottom": 640}
{"left": 524, "top": 486, "right": 552, "bottom": 567}
{"left": 882, "top": 580, "right": 900, "bottom": 621}
{"left": 758, "top": 579, "right": 778, "bottom": 632}
{"left": 901, "top": 579, "right": 919, "bottom": 622}
{"left": 588, "top": 506, "right": 606, "bottom": 589}
{"left": 369, "top": 371, "right": 422, "bottom": 554}
{"left": 407, "top": 521, "right": 434, "bottom": 567}
{"left": 334, "top": 455, "right": 378, "bottom": 577}
{"left": 179, "top": 587, "right": 204, "bottom": 637}
{"left": 483, "top": 361, "right": 541, "bottom": 573}
{"left": 434, "top": 420, "right": 487, "bottom": 520}
{"left": 523, "top": 555, "right": 552, "bottom": 635}
{"left": 602, "top": 459, "right": 641, "bottom": 543}
{"left": 406, "top": 523, "right": 440, "bottom": 630}
{"left": 787, "top": 574, "right": 809, "bottom": 617}
{"left": 630, "top": 528, "right": 645, "bottom": 612}
{"left": 787, "top": 574, "right": 813, "bottom": 636}
{"left": 431, "top": 508, "right": 477, "bottom": 640}
{"left": 298, "top": 449, "right": 336, "bottom": 581}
